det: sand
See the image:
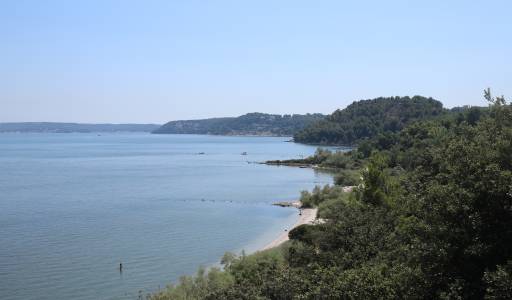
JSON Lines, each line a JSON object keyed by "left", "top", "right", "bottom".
{"left": 261, "top": 185, "right": 355, "bottom": 251}
{"left": 261, "top": 204, "right": 317, "bottom": 251}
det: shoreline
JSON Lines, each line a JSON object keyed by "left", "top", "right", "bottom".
{"left": 261, "top": 202, "right": 317, "bottom": 251}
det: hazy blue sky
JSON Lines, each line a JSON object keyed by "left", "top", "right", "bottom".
{"left": 1, "top": 0, "right": 511, "bottom": 123}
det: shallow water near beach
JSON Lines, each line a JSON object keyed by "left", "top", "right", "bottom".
{"left": 0, "top": 133, "right": 333, "bottom": 300}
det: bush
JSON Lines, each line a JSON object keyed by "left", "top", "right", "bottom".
{"left": 484, "top": 261, "right": 512, "bottom": 299}
{"left": 334, "top": 169, "right": 360, "bottom": 186}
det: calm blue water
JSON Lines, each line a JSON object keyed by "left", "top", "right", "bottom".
{"left": 0, "top": 133, "right": 332, "bottom": 300}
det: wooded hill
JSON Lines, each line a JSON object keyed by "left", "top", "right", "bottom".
{"left": 294, "top": 96, "right": 445, "bottom": 145}
{"left": 153, "top": 113, "right": 325, "bottom": 136}
{"left": 151, "top": 90, "right": 511, "bottom": 299}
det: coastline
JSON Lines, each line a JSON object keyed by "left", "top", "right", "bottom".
{"left": 261, "top": 202, "right": 317, "bottom": 251}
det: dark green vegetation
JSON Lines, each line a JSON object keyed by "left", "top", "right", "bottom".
{"left": 152, "top": 113, "right": 325, "bottom": 136}
{"left": 151, "top": 90, "right": 512, "bottom": 299}
{"left": 294, "top": 96, "right": 445, "bottom": 145}
{"left": 0, "top": 122, "right": 160, "bottom": 133}
{"left": 266, "top": 148, "right": 363, "bottom": 170}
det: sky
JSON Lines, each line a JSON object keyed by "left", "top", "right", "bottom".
{"left": 1, "top": 0, "right": 511, "bottom": 123}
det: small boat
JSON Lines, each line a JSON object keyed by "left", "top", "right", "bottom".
{"left": 197, "top": 152, "right": 205, "bottom": 155}
{"left": 241, "top": 152, "right": 248, "bottom": 155}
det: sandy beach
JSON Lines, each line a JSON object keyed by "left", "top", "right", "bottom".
{"left": 261, "top": 188, "right": 356, "bottom": 251}
{"left": 261, "top": 203, "right": 317, "bottom": 251}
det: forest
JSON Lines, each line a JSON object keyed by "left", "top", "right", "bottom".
{"left": 151, "top": 90, "right": 511, "bottom": 299}
{"left": 293, "top": 96, "right": 447, "bottom": 145}
{"left": 153, "top": 113, "right": 325, "bottom": 136}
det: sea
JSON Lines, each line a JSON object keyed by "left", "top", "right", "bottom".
{"left": 0, "top": 133, "right": 334, "bottom": 299}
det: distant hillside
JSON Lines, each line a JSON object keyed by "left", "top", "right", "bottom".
{"left": 153, "top": 113, "right": 326, "bottom": 136}
{"left": 0, "top": 122, "right": 160, "bottom": 133}
{"left": 294, "top": 96, "right": 445, "bottom": 145}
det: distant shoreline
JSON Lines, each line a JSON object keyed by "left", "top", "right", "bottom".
{"left": 152, "top": 131, "right": 294, "bottom": 138}
{"left": 0, "top": 122, "right": 160, "bottom": 133}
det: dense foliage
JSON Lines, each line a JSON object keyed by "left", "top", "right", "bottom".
{"left": 153, "top": 113, "right": 325, "bottom": 136}
{"left": 152, "top": 91, "right": 512, "bottom": 299}
{"left": 266, "top": 148, "right": 363, "bottom": 170}
{"left": 294, "top": 96, "right": 445, "bottom": 145}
